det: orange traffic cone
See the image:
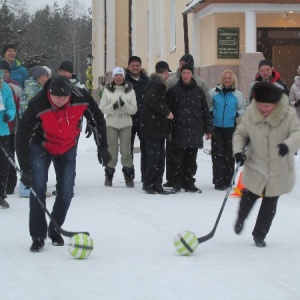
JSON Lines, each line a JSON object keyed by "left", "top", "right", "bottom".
{"left": 230, "top": 171, "right": 245, "bottom": 198}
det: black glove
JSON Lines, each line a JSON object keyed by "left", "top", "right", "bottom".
{"left": 235, "top": 153, "right": 246, "bottom": 166}
{"left": 278, "top": 143, "right": 289, "bottom": 157}
{"left": 20, "top": 170, "right": 32, "bottom": 188}
{"left": 119, "top": 97, "right": 125, "bottom": 107}
{"left": 85, "top": 124, "right": 93, "bottom": 138}
{"left": 3, "top": 113, "right": 9, "bottom": 122}
{"left": 97, "top": 148, "right": 112, "bottom": 167}
{"left": 294, "top": 99, "right": 300, "bottom": 108}
{"left": 113, "top": 102, "right": 119, "bottom": 110}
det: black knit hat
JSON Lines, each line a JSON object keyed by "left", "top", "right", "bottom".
{"left": 49, "top": 75, "right": 73, "bottom": 96}
{"left": 0, "top": 60, "right": 11, "bottom": 72}
{"left": 59, "top": 61, "right": 73, "bottom": 74}
{"left": 128, "top": 56, "right": 142, "bottom": 65}
{"left": 2, "top": 44, "right": 16, "bottom": 56}
{"left": 181, "top": 63, "right": 194, "bottom": 73}
{"left": 258, "top": 59, "right": 273, "bottom": 69}
{"left": 253, "top": 81, "right": 282, "bottom": 104}
{"left": 180, "top": 54, "right": 194, "bottom": 66}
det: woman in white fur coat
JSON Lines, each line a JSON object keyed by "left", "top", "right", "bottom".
{"left": 233, "top": 81, "right": 300, "bottom": 248}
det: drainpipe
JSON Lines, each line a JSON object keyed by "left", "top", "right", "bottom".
{"left": 183, "top": 13, "right": 189, "bottom": 54}
{"left": 104, "top": 0, "right": 107, "bottom": 73}
{"left": 129, "top": 0, "right": 132, "bottom": 57}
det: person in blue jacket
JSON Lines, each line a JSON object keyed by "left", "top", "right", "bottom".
{"left": 209, "top": 69, "right": 247, "bottom": 190}
{"left": 0, "top": 70, "right": 16, "bottom": 208}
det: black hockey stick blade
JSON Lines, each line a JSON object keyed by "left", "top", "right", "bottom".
{"left": 197, "top": 162, "right": 241, "bottom": 244}
{"left": 0, "top": 142, "right": 89, "bottom": 238}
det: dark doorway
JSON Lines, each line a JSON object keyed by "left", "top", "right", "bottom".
{"left": 257, "top": 28, "right": 300, "bottom": 88}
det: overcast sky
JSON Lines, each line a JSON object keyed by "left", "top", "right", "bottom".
{"left": 27, "top": 0, "right": 92, "bottom": 13}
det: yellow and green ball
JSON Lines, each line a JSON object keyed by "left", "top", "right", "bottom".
{"left": 68, "top": 233, "right": 94, "bottom": 259}
{"left": 174, "top": 231, "right": 199, "bottom": 255}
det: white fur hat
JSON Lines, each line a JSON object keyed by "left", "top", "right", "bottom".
{"left": 112, "top": 67, "right": 125, "bottom": 78}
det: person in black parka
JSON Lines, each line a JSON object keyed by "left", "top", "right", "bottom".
{"left": 167, "top": 64, "right": 212, "bottom": 193}
{"left": 140, "top": 61, "right": 174, "bottom": 194}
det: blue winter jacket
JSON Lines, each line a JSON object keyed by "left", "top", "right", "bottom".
{"left": 9, "top": 59, "right": 28, "bottom": 88}
{"left": 0, "top": 81, "right": 16, "bottom": 136}
{"left": 209, "top": 85, "right": 247, "bottom": 128}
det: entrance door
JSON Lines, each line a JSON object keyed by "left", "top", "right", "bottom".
{"left": 257, "top": 28, "right": 300, "bottom": 88}
{"left": 273, "top": 46, "right": 300, "bottom": 88}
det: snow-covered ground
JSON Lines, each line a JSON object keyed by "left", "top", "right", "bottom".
{"left": 1, "top": 133, "right": 300, "bottom": 300}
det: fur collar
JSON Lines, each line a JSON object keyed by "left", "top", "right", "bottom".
{"left": 149, "top": 73, "right": 167, "bottom": 86}
{"left": 249, "top": 94, "right": 291, "bottom": 127}
{"left": 105, "top": 81, "right": 133, "bottom": 93}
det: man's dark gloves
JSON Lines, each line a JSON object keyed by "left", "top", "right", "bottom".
{"left": 20, "top": 170, "right": 32, "bottom": 188}
{"left": 119, "top": 97, "right": 125, "bottom": 107}
{"left": 278, "top": 143, "right": 289, "bottom": 157}
{"left": 235, "top": 153, "right": 246, "bottom": 166}
{"left": 294, "top": 99, "right": 300, "bottom": 108}
{"left": 97, "top": 148, "right": 112, "bottom": 167}
{"left": 85, "top": 124, "right": 93, "bottom": 138}
{"left": 113, "top": 102, "right": 119, "bottom": 110}
{"left": 3, "top": 113, "right": 9, "bottom": 122}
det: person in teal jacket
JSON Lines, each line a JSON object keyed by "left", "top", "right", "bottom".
{"left": 209, "top": 69, "right": 247, "bottom": 190}
{"left": 0, "top": 71, "right": 16, "bottom": 208}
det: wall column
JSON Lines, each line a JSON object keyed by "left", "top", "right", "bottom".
{"left": 245, "top": 11, "right": 256, "bottom": 53}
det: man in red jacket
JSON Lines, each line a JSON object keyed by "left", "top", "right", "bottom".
{"left": 16, "top": 75, "right": 111, "bottom": 252}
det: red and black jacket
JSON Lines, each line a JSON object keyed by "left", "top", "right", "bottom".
{"left": 16, "top": 79, "right": 108, "bottom": 172}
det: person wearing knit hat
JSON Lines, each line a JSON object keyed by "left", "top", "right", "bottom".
{"left": 180, "top": 54, "right": 194, "bottom": 66}
{"left": 233, "top": 80, "right": 300, "bottom": 248}
{"left": 19, "top": 66, "right": 49, "bottom": 118}
{"left": 249, "top": 58, "right": 289, "bottom": 103}
{"left": 2, "top": 43, "right": 28, "bottom": 88}
{"left": 49, "top": 75, "right": 73, "bottom": 97}
{"left": 164, "top": 54, "right": 211, "bottom": 189}
{"left": 59, "top": 61, "right": 73, "bottom": 75}
{"left": 180, "top": 63, "right": 194, "bottom": 74}
{"left": 19, "top": 66, "right": 52, "bottom": 198}
{"left": 16, "top": 71, "right": 110, "bottom": 252}
{"left": 0, "top": 60, "right": 11, "bottom": 81}
{"left": 167, "top": 59, "right": 212, "bottom": 194}
{"left": 112, "top": 67, "right": 125, "bottom": 78}
{"left": 100, "top": 66, "right": 137, "bottom": 188}
{"left": 2, "top": 44, "right": 16, "bottom": 57}
{"left": 0, "top": 60, "right": 11, "bottom": 73}
{"left": 58, "top": 60, "right": 87, "bottom": 90}
{"left": 29, "top": 66, "right": 49, "bottom": 82}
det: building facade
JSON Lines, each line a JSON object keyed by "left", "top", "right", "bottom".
{"left": 92, "top": 0, "right": 300, "bottom": 100}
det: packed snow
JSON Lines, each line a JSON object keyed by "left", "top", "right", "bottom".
{"left": 1, "top": 129, "right": 300, "bottom": 300}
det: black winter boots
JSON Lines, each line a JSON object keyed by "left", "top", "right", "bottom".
{"left": 122, "top": 167, "right": 135, "bottom": 188}
{"left": 105, "top": 167, "right": 115, "bottom": 187}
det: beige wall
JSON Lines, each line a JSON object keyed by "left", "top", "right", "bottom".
{"left": 132, "top": 0, "right": 192, "bottom": 74}
{"left": 115, "top": 0, "right": 129, "bottom": 68}
{"left": 200, "top": 13, "right": 245, "bottom": 67}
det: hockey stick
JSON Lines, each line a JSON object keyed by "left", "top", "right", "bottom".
{"left": 197, "top": 162, "right": 241, "bottom": 244}
{"left": 0, "top": 142, "right": 89, "bottom": 238}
